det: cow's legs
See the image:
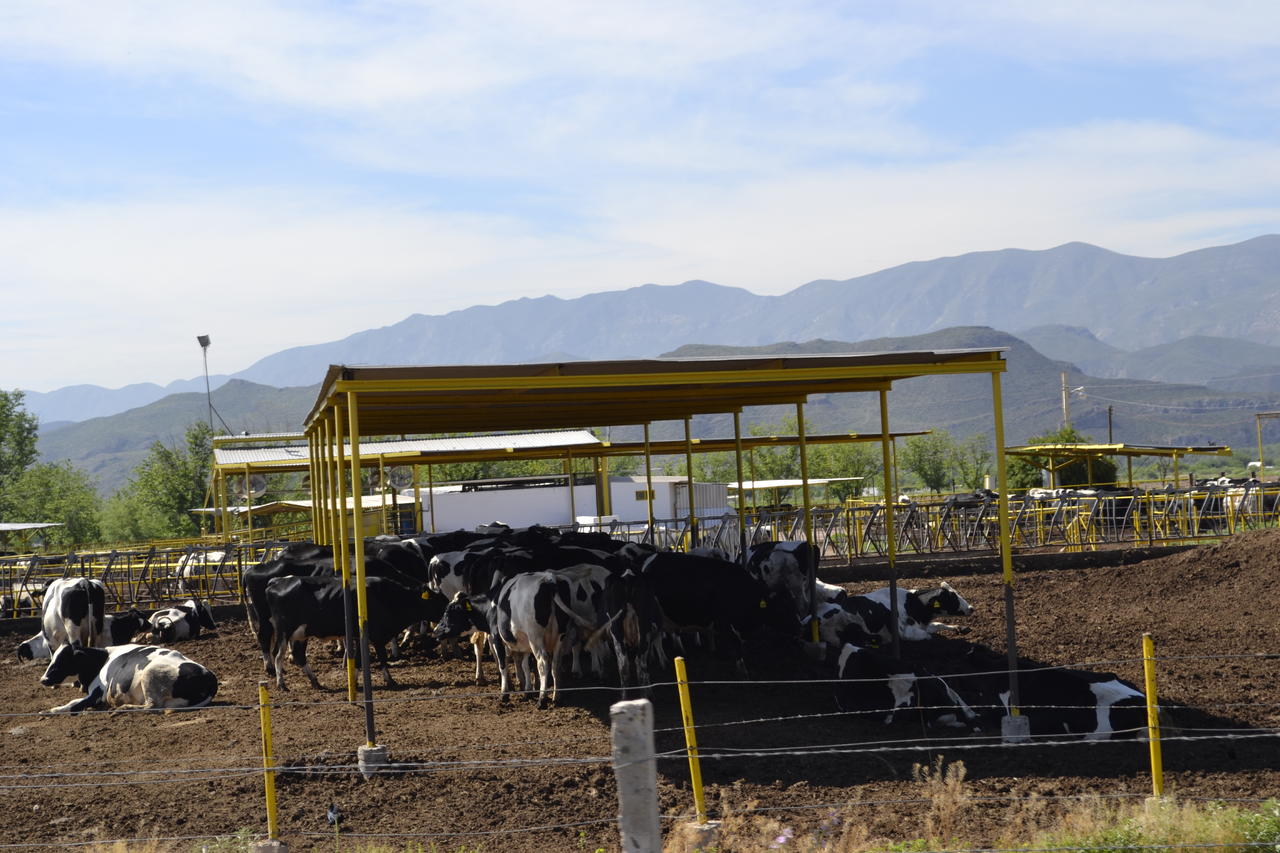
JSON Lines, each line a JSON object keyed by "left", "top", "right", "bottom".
{"left": 258, "top": 616, "right": 278, "bottom": 677}
{"left": 293, "top": 639, "right": 323, "bottom": 690}
{"left": 492, "top": 638, "right": 512, "bottom": 701}
{"left": 271, "top": 629, "right": 291, "bottom": 691}
{"left": 373, "top": 644, "right": 397, "bottom": 688}
{"left": 471, "top": 632, "right": 487, "bottom": 685}
{"left": 534, "top": 649, "right": 554, "bottom": 709}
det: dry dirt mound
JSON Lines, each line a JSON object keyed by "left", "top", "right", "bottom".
{"left": 1, "top": 536, "right": 1277, "bottom": 851}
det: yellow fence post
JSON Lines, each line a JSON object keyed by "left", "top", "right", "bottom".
{"left": 258, "top": 681, "right": 281, "bottom": 842}
{"left": 673, "top": 656, "right": 708, "bottom": 824}
{"left": 1142, "top": 633, "right": 1164, "bottom": 798}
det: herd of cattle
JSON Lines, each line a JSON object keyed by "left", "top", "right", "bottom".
{"left": 9, "top": 525, "right": 1150, "bottom": 739}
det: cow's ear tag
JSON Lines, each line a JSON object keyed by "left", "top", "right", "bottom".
{"left": 420, "top": 591, "right": 432, "bottom": 600}
{"left": 932, "top": 600, "right": 941, "bottom": 609}
{"left": 758, "top": 600, "right": 767, "bottom": 609}
{"left": 464, "top": 601, "right": 472, "bottom": 611}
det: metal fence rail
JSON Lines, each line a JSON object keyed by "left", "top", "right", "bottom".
{"left": 3, "top": 484, "right": 1277, "bottom": 615}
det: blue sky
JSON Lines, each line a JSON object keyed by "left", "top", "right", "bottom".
{"left": 2, "top": 1, "right": 1278, "bottom": 391}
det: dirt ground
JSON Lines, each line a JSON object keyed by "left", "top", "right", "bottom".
{"left": 2, "top": 531, "right": 1278, "bottom": 852}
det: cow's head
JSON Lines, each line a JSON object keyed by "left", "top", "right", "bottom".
{"left": 413, "top": 586, "right": 448, "bottom": 624}
{"left": 432, "top": 594, "right": 487, "bottom": 639}
{"left": 195, "top": 601, "right": 217, "bottom": 630}
{"left": 931, "top": 582, "right": 974, "bottom": 616}
{"left": 109, "top": 609, "right": 150, "bottom": 645}
{"left": 151, "top": 617, "right": 178, "bottom": 644}
{"left": 40, "top": 643, "right": 109, "bottom": 690}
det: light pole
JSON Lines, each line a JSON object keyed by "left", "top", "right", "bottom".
{"left": 197, "top": 335, "right": 213, "bottom": 432}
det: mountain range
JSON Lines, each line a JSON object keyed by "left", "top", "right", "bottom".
{"left": 19, "top": 235, "right": 1280, "bottom": 494}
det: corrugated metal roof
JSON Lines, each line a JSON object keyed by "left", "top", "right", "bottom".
{"left": 214, "top": 429, "right": 601, "bottom": 467}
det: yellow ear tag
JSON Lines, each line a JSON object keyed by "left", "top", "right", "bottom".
{"left": 421, "top": 591, "right": 432, "bottom": 600}
{"left": 464, "top": 601, "right": 472, "bottom": 611}
{"left": 932, "top": 600, "right": 942, "bottom": 609}
{"left": 759, "top": 600, "right": 767, "bottom": 609}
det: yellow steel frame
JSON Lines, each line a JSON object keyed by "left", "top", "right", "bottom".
{"left": 1004, "top": 443, "right": 1233, "bottom": 488}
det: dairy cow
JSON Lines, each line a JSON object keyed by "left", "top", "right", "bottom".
{"left": 39, "top": 642, "right": 218, "bottom": 713}
{"left": 149, "top": 599, "right": 217, "bottom": 643}
{"left": 265, "top": 574, "right": 448, "bottom": 690}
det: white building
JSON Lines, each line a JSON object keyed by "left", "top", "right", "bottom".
{"left": 402, "top": 475, "right": 730, "bottom": 532}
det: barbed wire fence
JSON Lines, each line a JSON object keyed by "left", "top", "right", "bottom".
{"left": 1, "top": 647, "right": 1277, "bottom": 852}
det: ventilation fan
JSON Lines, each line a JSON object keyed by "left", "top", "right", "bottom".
{"left": 388, "top": 467, "right": 413, "bottom": 489}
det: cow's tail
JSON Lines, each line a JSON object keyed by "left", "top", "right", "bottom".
{"left": 552, "top": 597, "right": 606, "bottom": 643}
{"left": 583, "top": 611, "right": 621, "bottom": 650}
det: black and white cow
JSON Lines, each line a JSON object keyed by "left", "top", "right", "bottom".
{"left": 1000, "top": 667, "right": 1146, "bottom": 740}
{"left": 16, "top": 578, "right": 105, "bottom": 662}
{"left": 39, "top": 643, "right": 218, "bottom": 713}
{"left": 265, "top": 574, "right": 448, "bottom": 690}
{"left": 854, "top": 583, "right": 974, "bottom": 641}
{"left": 746, "top": 540, "right": 847, "bottom": 622}
{"left": 597, "top": 568, "right": 666, "bottom": 699}
{"left": 436, "top": 571, "right": 600, "bottom": 708}
{"left": 17, "top": 606, "right": 150, "bottom": 662}
{"left": 173, "top": 550, "right": 227, "bottom": 595}
{"left": 149, "top": 599, "right": 217, "bottom": 643}
{"left": 833, "top": 643, "right": 980, "bottom": 729}
{"left": 641, "top": 551, "right": 799, "bottom": 675}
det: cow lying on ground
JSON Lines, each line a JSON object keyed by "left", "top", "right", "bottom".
{"left": 149, "top": 599, "right": 217, "bottom": 643}
{"left": 854, "top": 583, "right": 974, "bottom": 641}
{"left": 39, "top": 643, "right": 218, "bottom": 713}
{"left": 833, "top": 643, "right": 980, "bottom": 729}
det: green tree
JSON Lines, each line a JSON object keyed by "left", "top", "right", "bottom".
{"left": 7, "top": 462, "right": 101, "bottom": 546}
{"left": 954, "top": 433, "right": 994, "bottom": 491}
{"left": 101, "top": 422, "right": 214, "bottom": 542}
{"left": 1007, "top": 425, "right": 1118, "bottom": 489}
{"left": 809, "top": 440, "right": 881, "bottom": 500}
{"left": 0, "top": 389, "right": 40, "bottom": 517}
{"left": 899, "top": 431, "right": 959, "bottom": 493}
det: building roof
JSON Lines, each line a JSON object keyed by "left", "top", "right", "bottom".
{"left": 213, "top": 429, "right": 602, "bottom": 471}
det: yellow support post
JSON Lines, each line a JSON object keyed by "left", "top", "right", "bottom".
{"left": 796, "top": 403, "right": 819, "bottom": 644}
{"left": 732, "top": 413, "right": 747, "bottom": 567}
{"left": 673, "top": 656, "right": 708, "bottom": 824}
{"left": 644, "top": 424, "right": 655, "bottom": 536}
{"left": 877, "top": 390, "right": 900, "bottom": 658}
{"left": 683, "top": 417, "right": 697, "bottom": 547}
{"left": 992, "top": 372, "right": 1022, "bottom": 719}
{"left": 331, "top": 411, "right": 357, "bottom": 703}
{"left": 257, "top": 682, "right": 280, "bottom": 841}
{"left": 347, "top": 391, "right": 378, "bottom": 748}
{"left": 1142, "top": 633, "right": 1164, "bottom": 798}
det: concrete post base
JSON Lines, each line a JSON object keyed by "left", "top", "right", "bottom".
{"left": 358, "top": 744, "right": 389, "bottom": 779}
{"left": 249, "top": 840, "right": 287, "bottom": 852}
{"left": 669, "top": 820, "right": 720, "bottom": 852}
{"left": 1001, "top": 714, "right": 1031, "bottom": 744}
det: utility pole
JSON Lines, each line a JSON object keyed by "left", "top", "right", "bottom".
{"left": 197, "top": 335, "right": 213, "bottom": 432}
{"left": 1061, "top": 372, "right": 1070, "bottom": 428}
{"left": 1108, "top": 406, "right": 1114, "bottom": 443}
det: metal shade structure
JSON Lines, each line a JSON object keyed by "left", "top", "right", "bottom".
{"left": 300, "top": 349, "right": 1023, "bottom": 750}
{"left": 1005, "top": 442, "right": 1234, "bottom": 488}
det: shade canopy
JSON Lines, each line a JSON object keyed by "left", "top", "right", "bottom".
{"left": 304, "top": 350, "right": 1008, "bottom": 436}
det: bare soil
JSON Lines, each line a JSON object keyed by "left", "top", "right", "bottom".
{"left": 2, "top": 531, "right": 1278, "bottom": 852}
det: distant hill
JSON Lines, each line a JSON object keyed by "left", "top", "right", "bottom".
{"left": 230, "top": 236, "right": 1280, "bottom": 391}
{"left": 1018, "top": 325, "right": 1280, "bottom": 390}
{"left": 659, "top": 327, "right": 1280, "bottom": 451}
{"left": 21, "top": 375, "right": 230, "bottom": 424}
{"left": 37, "top": 328, "right": 1279, "bottom": 497}
{"left": 37, "top": 380, "right": 318, "bottom": 495}
{"left": 20, "top": 234, "right": 1280, "bottom": 425}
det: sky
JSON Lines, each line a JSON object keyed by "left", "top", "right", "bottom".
{"left": 2, "top": 1, "right": 1279, "bottom": 393}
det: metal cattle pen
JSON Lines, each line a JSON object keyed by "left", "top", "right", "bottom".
{"left": 299, "top": 351, "right": 1023, "bottom": 754}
